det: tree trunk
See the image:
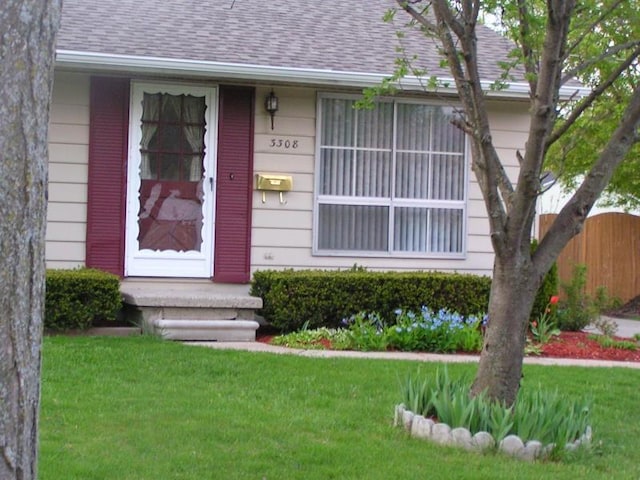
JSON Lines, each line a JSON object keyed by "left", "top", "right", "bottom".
{"left": 0, "top": 2, "right": 61, "bottom": 478}
{"left": 470, "top": 250, "right": 541, "bottom": 406}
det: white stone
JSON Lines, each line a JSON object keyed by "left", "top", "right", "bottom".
{"left": 541, "top": 443, "right": 556, "bottom": 458}
{"left": 394, "top": 404, "right": 405, "bottom": 427}
{"left": 431, "top": 423, "right": 453, "bottom": 445}
{"left": 451, "top": 427, "right": 473, "bottom": 450}
{"left": 520, "top": 440, "right": 543, "bottom": 461}
{"left": 410, "top": 414, "right": 424, "bottom": 436}
{"left": 411, "top": 415, "right": 434, "bottom": 439}
{"left": 402, "top": 410, "right": 415, "bottom": 431}
{"left": 499, "top": 435, "right": 525, "bottom": 457}
{"left": 472, "top": 431, "right": 495, "bottom": 452}
{"left": 565, "top": 441, "right": 578, "bottom": 452}
{"left": 391, "top": 406, "right": 590, "bottom": 464}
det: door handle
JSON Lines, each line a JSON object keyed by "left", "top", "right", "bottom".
{"left": 209, "top": 177, "right": 214, "bottom": 192}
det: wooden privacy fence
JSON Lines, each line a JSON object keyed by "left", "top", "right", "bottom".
{"left": 538, "top": 212, "right": 640, "bottom": 304}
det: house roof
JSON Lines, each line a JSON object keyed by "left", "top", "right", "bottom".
{"left": 55, "top": 0, "right": 542, "bottom": 95}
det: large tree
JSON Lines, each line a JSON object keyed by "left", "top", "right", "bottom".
{"left": 392, "top": 0, "right": 640, "bottom": 404}
{"left": 0, "top": 1, "right": 62, "bottom": 478}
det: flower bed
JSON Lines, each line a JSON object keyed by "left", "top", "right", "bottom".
{"left": 540, "top": 331, "right": 640, "bottom": 362}
{"left": 268, "top": 307, "right": 485, "bottom": 353}
{"left": 262, "top": 301, "right": 640, "bottom": 362}
{"left": 259, "top": 330, "right": 640, "bottom": 362}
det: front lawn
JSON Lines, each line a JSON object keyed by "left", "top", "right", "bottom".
{"left": 40, "top": 336, "right": 640, "bottom": 479}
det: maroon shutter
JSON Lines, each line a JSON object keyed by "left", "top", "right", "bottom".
{"left": 86, "top": 77, "right": 129, "bottom": 276}
{"left": 214, "top": 86, "right": 255, "bottom": 283}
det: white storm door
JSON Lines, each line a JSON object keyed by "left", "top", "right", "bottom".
{"left": 125, "top": 82, "right": 218, "bottom": 277}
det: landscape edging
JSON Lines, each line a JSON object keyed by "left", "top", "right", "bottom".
{"left": 393, "top": 404, "right": 592, "bottom": 461}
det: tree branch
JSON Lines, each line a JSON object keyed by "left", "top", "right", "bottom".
{"left": 562, "top": 41, "right": 640, "bottom": 84}
{"left": 432, "top": 0, "right": 466, "bottom": 39}
{"left": 395, "top": 0, "right": 439, "bottom": 33}
{"left": 548, "top": 45, "right": 640, "bottom": 149}
{"left": 507, "top": 0, "right": 576, "bottom": 246}
{"left": 434, "top": 1, "right": 516, "bottom": 248}
{"left": 516, "top": 0, "right": 538, "bottom": 94}
{"left": 563, "top": 0, "right": 626, "bottom": 61}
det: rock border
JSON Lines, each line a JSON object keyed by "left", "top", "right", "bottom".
{"left": 394, "top": 404, "right": 592, "bottom": 461}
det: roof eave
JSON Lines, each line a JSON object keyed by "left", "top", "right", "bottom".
{"left": 55, "top": 50, "right": 589, "bottom": 100}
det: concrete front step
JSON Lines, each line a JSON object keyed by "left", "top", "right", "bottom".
{"left": 154, "top": 319, "right": 259, "bottom": 341}
{"left": 120, "top": 280, "right": 262, "bottom": 341}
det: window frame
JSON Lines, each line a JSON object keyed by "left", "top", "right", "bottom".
{"left": 313, "top": 92, "right": 469, "bottom": 259}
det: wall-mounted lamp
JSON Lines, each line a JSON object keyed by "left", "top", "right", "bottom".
{"left": 264, "top": 90, "right": 279, "bottom": 130}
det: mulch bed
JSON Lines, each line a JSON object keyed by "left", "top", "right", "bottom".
{"left": 540, "top": 331, "right": 640, "bottom": 362}
{"left": 257, "top": 331, "right": 640, "bottom": 362}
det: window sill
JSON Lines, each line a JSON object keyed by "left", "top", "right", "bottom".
{"left": 312, "top": 249, "right": 467, "bottom": 260}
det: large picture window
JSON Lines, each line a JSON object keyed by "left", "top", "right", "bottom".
{"left": 315, "top": 95, "right": 467, "bottom": 256}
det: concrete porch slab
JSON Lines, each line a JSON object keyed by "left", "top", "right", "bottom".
{"left": 120, "top": 280, "right": 262, "bottom": 309}
{"left": 120, "top": 279, "right": 263, "bottom": 341}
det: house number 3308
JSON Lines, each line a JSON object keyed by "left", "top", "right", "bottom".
{"left": 270, "top": 138, "right": 299, "bottom": 149}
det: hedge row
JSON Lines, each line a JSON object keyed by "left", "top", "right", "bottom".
{"left": 251, "top": 270, "right": 492, "bottom": 332}
{"left": 45, "top": 268, "right": 122, "bottom": 331}
{"left": 251, "top": 265, "right": 558, "bottom": 333}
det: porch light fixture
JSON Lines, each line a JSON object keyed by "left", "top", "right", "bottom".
{"left": 264, "top": 90, "right": 279, "bottom": 130}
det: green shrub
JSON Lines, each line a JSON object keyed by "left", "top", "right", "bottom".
{"left": 251, "top": 269, "right": 491, "bottom": 332}
{"left": 555, "top": 265, "right": 621, "bottom": 332}
{"left": 45, "top": 268, "right": 122, "bottom": 331}
{"left": 555, "top": 264, "right": 599, "bottom": 331}
{"left": 530, "top": 239, "right": 559, "bottom": 321}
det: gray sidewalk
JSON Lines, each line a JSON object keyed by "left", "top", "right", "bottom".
{"left": 584, "top": 316, "right": 640, "bottom": 339}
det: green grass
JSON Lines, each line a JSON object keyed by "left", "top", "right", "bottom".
{"left": 40, "top": 336, "right": 640, "bottom": 479}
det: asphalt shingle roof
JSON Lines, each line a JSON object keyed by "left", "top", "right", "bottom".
{"left": 57, "top": 0, "right": 520, "bottom": 82}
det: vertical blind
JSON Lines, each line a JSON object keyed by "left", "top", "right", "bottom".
{"left": 317, "top": 96, "right": 466, "bottom": 255}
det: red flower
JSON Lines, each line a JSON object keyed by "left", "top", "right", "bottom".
{"left": 550, "top": 295, "right": 560, "bottom": 305}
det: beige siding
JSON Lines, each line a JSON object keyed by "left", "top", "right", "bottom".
{"left": 47, "top": 72, "right": 90, "bottom": 269}
{"left": 48, "top": 144, "right": 88, "bottom": 165}
{"left": 47, "top": 202, "right": 87, "bottom": 223}
{"left": 467, "top": 216, "right": 490, "bottom": 236}
{"left": 45, "top": 76, "right": 529, "bottom": 278}
{"left": 251, "top": 86, "right": 315, "bottom": 273}
{"left": 253, "top": 153, "right": 315, "bottom": 174}
{"left": 488, "top": 99, "right": 529, "bottom": 185}
{"left": 249, "top": 89, "right": 529, "bottom": 277}
{"left": 45, "top": 241, "right": 86, "bottom": 269}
